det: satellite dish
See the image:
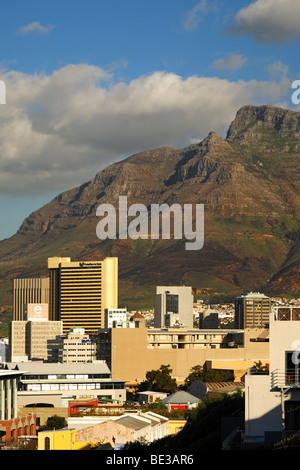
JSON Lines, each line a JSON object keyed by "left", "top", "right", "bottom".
{"left": 189, "top": 381, "right": 207, "bottom": 400}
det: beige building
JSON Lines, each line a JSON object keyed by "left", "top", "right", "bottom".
{"left": 48, "top": 328, "right": 97, "bottom": 363}
{"left": 97, "top": 326, "right": 269, "bottom": 383}
{"left": 48, "top": 256, "right": 118, "bottom": 334}
{"left": 8, "top": 319, "right": 63, "bottom": 362}
{"left": 12, "top": 277, "right": 49, "bottom": 321}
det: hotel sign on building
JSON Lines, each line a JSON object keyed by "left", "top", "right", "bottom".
{"left": 24, "top": 303, "right": 49, "bottom": 322}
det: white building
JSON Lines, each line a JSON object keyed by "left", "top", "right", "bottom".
{"left": 4, "top": 361, "right": 126, "bottom": 406}
{"left": 244, "top": 306, "right": 300, "bottom": 449}
{"left": 47, "top": 328, "right": 97, "bottom": 363}
{"left": 154, "top": 286, "right": 194, "bottom": 329}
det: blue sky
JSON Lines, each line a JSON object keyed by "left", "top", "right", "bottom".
{"left": 0, "top": 0, "right": 299, "bottom": 239}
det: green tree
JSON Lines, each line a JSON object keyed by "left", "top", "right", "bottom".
{"left": 39, "top": 415, "right": 67, "bottom": 431}
{"left": 184, "top": 365, "right": 205, "bottom": 389}
{"left": 138, "top": 364, "right": 177, "bottom": 394}
{"left": 184, "top": 365, "right": 234, "bottom": 389}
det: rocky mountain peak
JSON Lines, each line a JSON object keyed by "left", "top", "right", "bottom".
{"left": 226, "top": 104, "right": 300, "bottom": 141}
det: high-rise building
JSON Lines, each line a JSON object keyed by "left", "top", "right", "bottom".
{"left": 48, "top": 256, "right": 118, "bottom": 334}
{"left": 12, "top": 278, "right": 49, "bottom": 321}
{"left": 234, "top": 292, "right": 271, "bottom": 329}
{"left": 154, "top": 286, "right": 194, "bottom": 329}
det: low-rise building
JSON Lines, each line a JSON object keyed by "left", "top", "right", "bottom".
{"left": 138, "top": 391, "right": 168, "bottom": 405}
{"left": 74, "top": 411, "right": 169, "bottom": 446}
{"left": 162, "top": 390, "right": 201, "bottom": 410}
{"left": 96, "top": 326, "right": 267, "bottom": 383}
{"left": 244, "top": 306, "right": 300, "bottom": 449}
{"left": 4, "top": 362, "right": 126, "bottom": 409}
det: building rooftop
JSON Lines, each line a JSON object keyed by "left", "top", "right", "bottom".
{"left": 162, "top": 390, "right": 201, "bottom": 405}
{"left": 237, "top": 292, "right": 269, "bottom": 299}
{"left": 115, "top": 415, "right": 150, "bottom": 431}
{"left": 204, "top": 381, "right": 245, "bottom": 393}
{"left": 5, "top": 361, "right": 111, "bottom": 375}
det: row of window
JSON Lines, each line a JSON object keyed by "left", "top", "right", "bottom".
{"left": 26, "top": 382, "right": 124, "bottom": 391}
{"left": 22, "top": 373, "right": 110, "bottom": 380}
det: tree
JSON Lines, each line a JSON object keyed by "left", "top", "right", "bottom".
{"left": 183, "top": 365, "right": 234, "bottom": 390}
{"left": 137, "top": 364, "right": 177, "bottom": 394}
{"left": 184, "top": 365, "right": 205, "bottom": 389}
{"left": 39, "top": 415, "right": 67, "bottom": 431}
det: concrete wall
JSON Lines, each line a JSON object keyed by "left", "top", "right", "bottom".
{"left": 75, "top": 419, "right": 134, "bottom": 444}
{"left": 109, "top": 327, "right": 269, "bottom": 382}
{"left": 245, "top": 374, "right": 281, "bottom": 438}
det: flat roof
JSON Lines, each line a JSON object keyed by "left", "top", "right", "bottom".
{"left": 5, "top": 361, "right": 111, "bottom": 375}
{"left": 149, "top": 328, "right": 242, "bottom": 333}
{"left": 0, "top": 370, "right": 24, "bottom": 378}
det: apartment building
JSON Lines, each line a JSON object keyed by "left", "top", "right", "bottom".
{"left": 48, "top": 256, "right": 118, "bottom": 334}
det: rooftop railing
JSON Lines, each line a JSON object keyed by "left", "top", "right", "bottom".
{"left": 270, "top": 369, "right": 300, "bottom": 389}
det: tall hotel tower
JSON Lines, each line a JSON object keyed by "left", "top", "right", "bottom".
{"left": 48, "top": 256, "right": 118, "bottom": 334}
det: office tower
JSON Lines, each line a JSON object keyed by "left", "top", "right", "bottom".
{"left": 48, "top": 256, "right": 118, "bottom": 334}
{"left": 234, "top": 292, "right": 271, "bottom": 329}
{"left": 8, "top": 302, "right": 62, "bottom": 362}
{"left": 154, "top": 286, "right": 194, "bottom": 329}
{"left": 13, "top": 278, "right": 49, "bottom": 321}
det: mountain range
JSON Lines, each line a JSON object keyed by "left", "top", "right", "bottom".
{"left": 1, "top": 103, "right": 300, "bottom": 314}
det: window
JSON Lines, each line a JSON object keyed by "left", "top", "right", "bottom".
{"left": 45, "top": 437, "right": 50, "bottom": 450}
{"left": 286, "top": 351, "right": 300, "bottom": 385}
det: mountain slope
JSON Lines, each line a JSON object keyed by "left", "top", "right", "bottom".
{"left": 1, "top": 104, "right": 300, "bottom": 312}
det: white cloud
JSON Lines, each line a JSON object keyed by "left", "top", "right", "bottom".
{"left": 18, "top": 21, "right": 55, "bottom": 35}
{"left": 212, "top": 53, "right": 247, "bottom": 71}
{"left": 182, "top": 0, "right": 218, "bottom": 31}
{"left": 0, "top": 63, "right": 291, "bottom": 196}
{"left": 226, "top": 0, "right": 300, "bottom": 44}
{"left": 267, "top": 60, "right": 289, "bottom": 80}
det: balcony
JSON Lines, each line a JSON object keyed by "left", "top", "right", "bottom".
{"left": 271, "top": 369, "right": 300, "bottom": 389}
